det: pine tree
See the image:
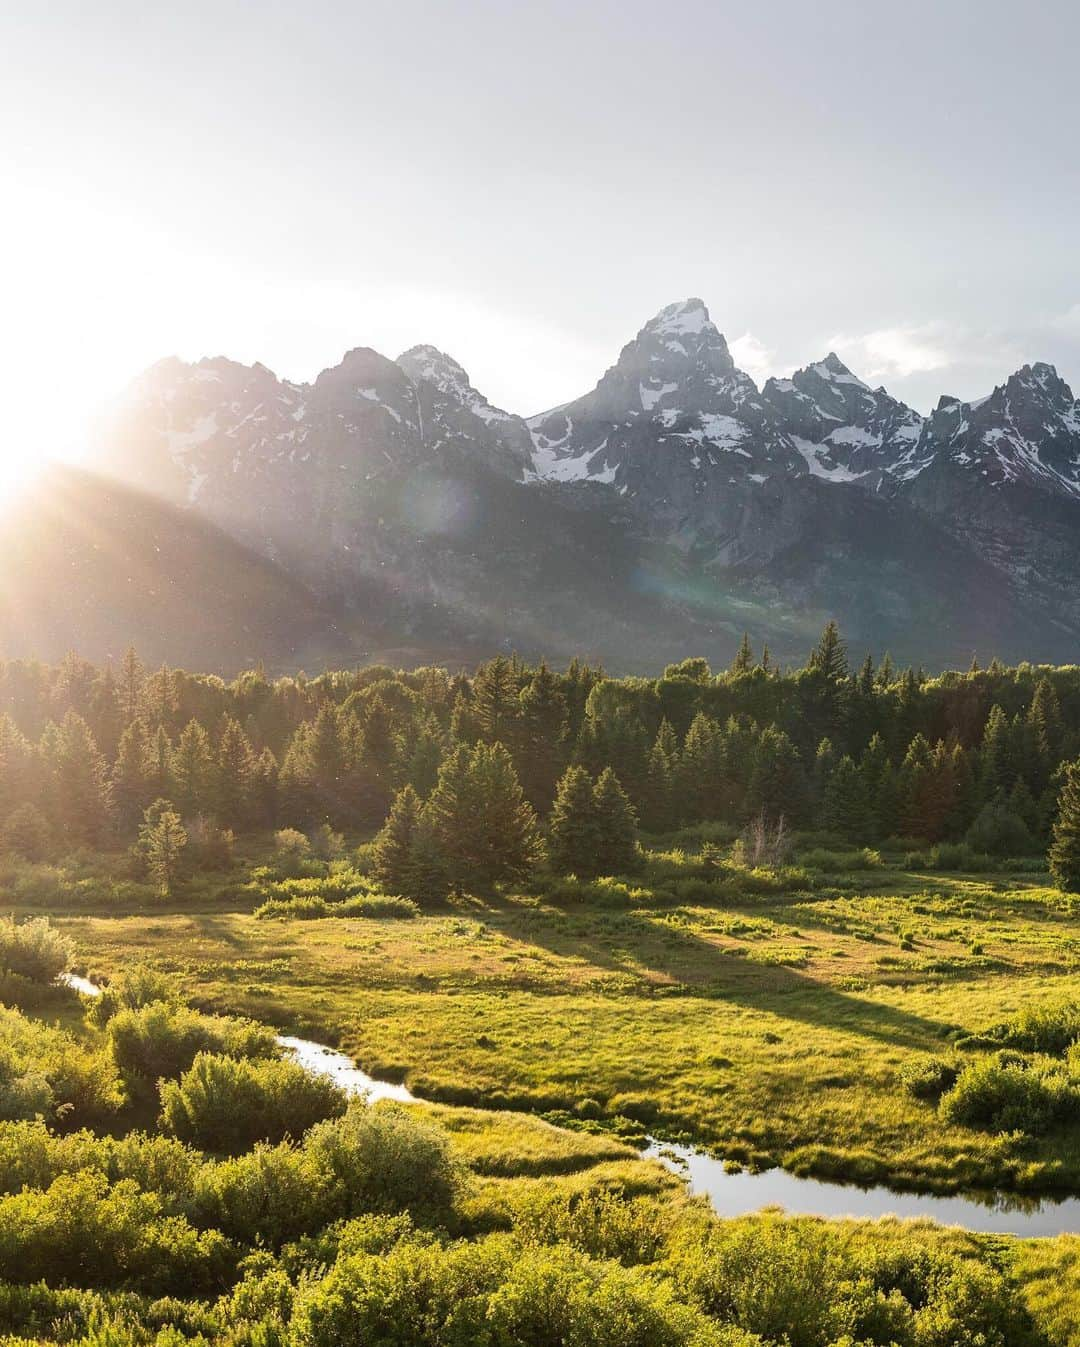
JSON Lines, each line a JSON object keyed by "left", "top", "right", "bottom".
{"left": 809, "top": 620, "right": 849, "bottom": 681}
{"left": 138, "top": 800, "right": 187, "bottom": 897}
{"left": 472, "top": 656, "right": 520, "bottom": 744}
{"left": 547, "top": 766, "right": 599, "bottom": 875}
{"left": 516, "top": 662, "right": 569, "bottom": 809}
{"left": 449, "top": 692, "right": 481, "bottom": 747}
{"left": 592, "top": 767, "right": 639, "bottom": 874}
{"left": 746, "top": 727, "right": 805, "bottom": 825}
{"left": 823, "top": 755, "right": 865, "bottom": 842}
{"left": 112, "top": 721, "right": 154, "bottom": 831}
{"left": 426, "top": 742, "right": 539, "bottom": 892}
{"left": 309, "top": 703, "right": 348, "bottom": 824}
{"left": 172, "top": 720, "right": 215, "bottom": 817}
{"left": 250, "top": 748, "right": 280, "bottom": 829}
{"left": 373, "top": 785, "right": 426, "bottom": 895}
{"left": 1050, "top": 761, "right": 1080, "bottom": 892}
{"left": 216, "top": 717, "right": 254, "bottom": 829}
{"left": 643, "top": 722, "right": 679, "bottom": 831}
{"left": 980, "top": 705, "right": 1013, "bottom": 801}
{"left": 46, "top": 711, "right": 112, "bottom": 845}
{"left": 731, "top": 633, "right": 754, "bottom": 674}
{"left": 119, "top": 646, "right": 144, "bottom": 724}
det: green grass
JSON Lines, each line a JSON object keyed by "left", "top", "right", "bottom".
{"left": 23, "top": 841, "right": 1080, "bottom": 1196}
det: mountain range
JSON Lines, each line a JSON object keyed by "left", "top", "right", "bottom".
{"left": 7, "top": 298, "right": 1080, "bottom": 673}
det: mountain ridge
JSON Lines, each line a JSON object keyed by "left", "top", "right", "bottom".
{"left": 51, "top": 296, "right": 1080, "bottom": 672}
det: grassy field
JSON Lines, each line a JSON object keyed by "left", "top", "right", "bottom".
{"left": 35, "top": 845, "right": 1080, "bottom": 1197}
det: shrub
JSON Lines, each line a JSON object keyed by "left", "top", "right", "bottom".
{"left": 995, "top": 1000, "right": 1080, "bottom": 1055}
{"left": 160, "top": 1052, "right": 347, "bottom": 1153}
{"left": 965, "top": 804, "right": 1035, "bottom": 858}
{"left": 899, "top": 1057, "right": 959, "bottom": 1101}
{"left": 108, "top": 1002, "right": 277, "bottom": 1084}
{"left": 938, "top": 1053, "right": 1079, "bottom": 1134}
{"left": 304, "top": 1103, "right": 458, "bottom": 1220}
{"left": 0, "top": 1048, "right": 53, "bottom": 1121}
{"left": 290, "top": 1234, "right": 731, "bottom": 1347}
{"left": 86, "top": 965, "right": 176, "bottom": 1027}
{"left": 0, "top": 918, "right": 72, "bottom": 984}
{"left": 193, "top": 1143, "right": 328, "bottom": 1247}
{"left": 272, "top": 829, "right": 314, "bottom": 877}
{"left": 185, "top": 816, "right": 235, "bottom": 870}
{"left": 798, "top": 847, "right": 883, "bottom": 874}
{"left": 0, "top": 1170, "right": 231, "bottom": 1293}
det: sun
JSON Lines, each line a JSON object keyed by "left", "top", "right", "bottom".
{"left": 0, "top": 448, "right": 48, "bottom": 507}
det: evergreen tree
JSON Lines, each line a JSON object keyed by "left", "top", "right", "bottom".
{"left": 592, "top": 768, "right": 639, "bottom": 874}
{"left": 731, "top": 633, "right": 754, "bottom": 674}
{"left": 138, "top": 800, "right": 187, "bottom": 897}
{"left": 472, "top": 656, "right": 520, "bottom": 744}
{"left": 823, "top": 754, "right": 865, "bottom": 842}
{"left": 980, "top": 705, "right": 1013, "bottom": 801}
{"left": 250, "top": 748, "right": 280, "bottom": 829}
{"left": 746, "top": 727, "right": 805, "bottom": 825}
{"left": 1049, "top": 760, "right": 1080, "bottom": 892}
{"left": 112, "top": 721, "right": 154, "bottom": 831}
{"left": 449, "top": 692, "right": 481, "bottom": 747}
{"left": 172, "top": 721, "right": 215, "bottom": 818}
{"left": 547, "top": 766, "right": 599, "bottom": 875}
{"left": 46, "top": 711, "right": 112, "bottom": 845}
{"left": 372, "top": 785, "right": 427, "bottom": 895}
{"left": 119, "top": 646, "right": 144, "bottom": 724}
{"left": 809, "top": 620, "right": 849, "bottom": 681}
{"left": 426, "top": 742, "right": 539, "bottom": 892}
{"left": 403, "top": 714, "right": 445, "bottom": 799}
{"left": 516, "top": 662, "right": 569, "bottom": 809}
{"left": 216, "top": 717, "right": 255, "bottom": 829}
{"left": 642, "top": 721, "right": 679, "bottom": 831}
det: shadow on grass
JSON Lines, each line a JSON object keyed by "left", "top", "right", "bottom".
{"left": 489, "top": 896, "right": 958, "bottom": 1049}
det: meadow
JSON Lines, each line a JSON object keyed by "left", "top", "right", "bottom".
{"left": 26, "top": 833, "right": 1080, "bottom": 1198}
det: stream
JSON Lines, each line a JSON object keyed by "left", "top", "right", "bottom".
{"left": 60, "top": 973, "right": 1080, "bottom": 1237}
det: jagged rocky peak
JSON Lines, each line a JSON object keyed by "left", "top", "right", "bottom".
{"left": 396, "top": 344, "right": 475, "bottom": 402}
{"left": 527, "top": 298, "right": 803, "bottom": 501}
{"left": 396, "top": 343, "right": 534, "bottom": 478}
{"left": 915, "top": 362, "right": 1080, "bottom": 497}
{"left": 764, "top": 352, "right": 924, "bottom": 487}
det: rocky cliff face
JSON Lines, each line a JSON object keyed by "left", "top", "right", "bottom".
{"left": 84, "top": 297, "right": 1080, "bottom": 670}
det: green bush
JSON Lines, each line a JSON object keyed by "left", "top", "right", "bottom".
{"left": 87, "top": 965, "right": 176, "bottom": 1028}
{"left": 290, "top": 1233, "right": 736, "bottom": 1347}
{"left": 0, "top": 918, "right": 71, "bottom": 985}
{"left": 938, "top": 1052, "right": 1079, "bottom": 1134}
{"left": 965, "top": 804, "right": 1035, "bottom": 858}
{"left": 193, "top": 1142, "right": 328, "bottom": 1247}
{"left": 108, "top": 1002, "right": 278, "bottom": 1084}
{"left": 160, "top": 1052, "right": 347, "bottom": 1154}
{"left": 0, "top": 1170, "right": 231, "bottom": 1293}
{"left": 898, "top": 1057, "right": 959, "bottom": 1101}
{"left": 992, "top": 1000, "right": 1080, "bottom": 1055}
{"left": 304, "top": 1103, "right": 458, "bottom": 1220}
{"left": 798, "top": 847, "right": 883, "bottom": 873}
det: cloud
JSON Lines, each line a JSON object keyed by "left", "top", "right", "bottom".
{"left": 729, "top": 331, "right": 778, "bottom": 386}
{"left": 827, "top": 324, "right": 953, "bottom": 381}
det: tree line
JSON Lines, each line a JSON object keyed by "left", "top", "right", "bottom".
{"left": 3, "top": 627, "right": 1080, "bottom": 886}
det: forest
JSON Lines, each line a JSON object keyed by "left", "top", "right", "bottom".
{"left": 5, "top": 631, "right": 1080, "bottom": 1345}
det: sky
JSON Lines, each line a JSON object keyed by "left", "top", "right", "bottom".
{"left": 4, "top": 0, "right": 1080, "bottom": 479}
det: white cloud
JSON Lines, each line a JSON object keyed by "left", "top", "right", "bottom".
{"left": 729, "top": 331, "right": 779, "bottom": 387}
{"left": 827, "top": 324, "right": 953, "bottom": 381}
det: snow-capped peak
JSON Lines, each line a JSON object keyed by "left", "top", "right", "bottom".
{"left": 647, "top": 297, "right": 712, "bottom": 338}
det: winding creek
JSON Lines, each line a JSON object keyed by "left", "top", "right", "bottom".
{"left": 60, "top": 973, "right": 1080, "bottom": 1238}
